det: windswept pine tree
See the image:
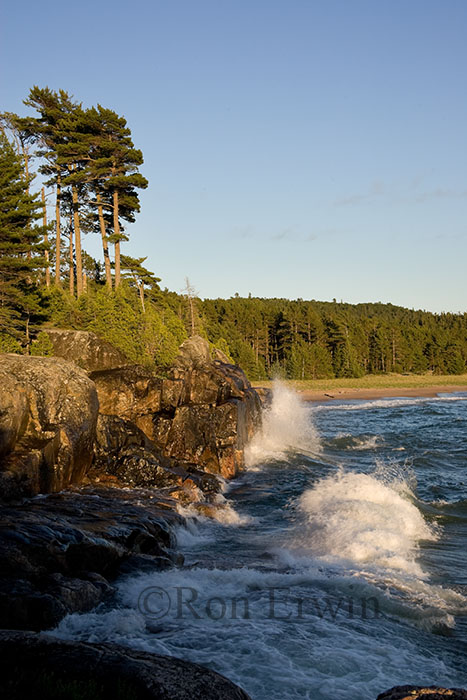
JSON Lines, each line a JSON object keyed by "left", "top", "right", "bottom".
{"left": 20, "top": 87, "right": 84, "bottom": 289}
{"left": 86, "top": 106, "right": 148, "bottom": 289}
{"left": 0, "top": 131, "right": 47, "bottom": 349}
{"left": 18, "top": 88, "right": 148, "bottom": 295}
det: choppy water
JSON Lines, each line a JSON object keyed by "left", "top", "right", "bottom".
{"left": 53, "top": 383, "right": 467, "bottom": 700}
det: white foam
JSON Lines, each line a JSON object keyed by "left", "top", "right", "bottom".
{"left": 174, "top": 521, "right": 215, "bottom": 548}
{"left": 51, "top": 561, "right": 467, "bottom": 700}
{"left": 316, "top": 394, "right": 467, "bottom": 412}
{"left": 176, "top": 494, "right": 252, "bottom": 527}
{"left": 245, "top": 381, "right": 321, "bottom": 466}
{"left": 296, "top": 468, "right": 436, "bottom": 577}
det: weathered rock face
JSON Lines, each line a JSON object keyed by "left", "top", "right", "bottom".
{"left": 377, "top": 687, "right": 467, "bottom": 700}
{"left": 90, "top": 365, "right": 162, "bottom": 438}
{"left": 44, "top": 328, "right": 130, "bottom": 372}
{"left": 0, "top": 487, "right": 181, "bottom": 630}
{"left": 90, "top": 335, "right": 262, "bottom": 480}
{"left": 92, "top": 414, "right": 221, "bottom": 497}
{"left": 0, "top": 631, "right": 253, "bottom": 700}
{"left": 0, "top": 355, "right": 98, "bottom": 499}
{"left": 158, "top": 337, "right": 262, "bottom": 478}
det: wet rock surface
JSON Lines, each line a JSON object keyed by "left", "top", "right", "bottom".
{"left": 0, "top": 487, "right": 182, "bottom": 630}
{"left": 377, "top": 688, "right": 467, "bottom": 700}
{"left": 89, "top": 335, "right": 262, "bottom": 480}
{"left": 0, "top": 334, "right": 262, "bottom": 637}
{"left": 0, "top": 630, "right": 253, "bottom": 699}
{"left": 92, "top": 414, "right": 222, "bottom": 497}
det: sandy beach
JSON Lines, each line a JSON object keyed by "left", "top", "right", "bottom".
{"left": 297, "top": 385, "right": 467, "bottom": 402}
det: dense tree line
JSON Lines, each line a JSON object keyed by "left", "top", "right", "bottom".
{"left": 1, "top": 86, "right": 466, "bottom": 377}
{"left": 201, "top": 297, "right": 467, "bottom": 379}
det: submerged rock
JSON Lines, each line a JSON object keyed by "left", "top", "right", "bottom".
{"left": 377, "top": 688, "right": 467, "bottom": 700}
{"left": 0, "top": 631, "right": 253, "bottom": 699}
{"left": 0, "top": 355, "right": 98, "bottom": 500}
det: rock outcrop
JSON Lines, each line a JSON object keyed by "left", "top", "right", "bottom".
{"left": 0, "top": 355, "right": 99, "bottom": 499}
{"left": 0, "top": 631, "right": 252, "bottom": 699}
{"left": 92, "top": 414, "right": 221, "bottom": 499}
{"left": 91, "top": 336, "right": 262, "bottom": 480}
{"left": 0, "top": 487, "right": 181, "bottom": 630}
{"left": 44, "top": 328, "right": 130, "bottom": 372}
{"left": 90, "top": 365, "right": 162, "bottom": 438}
{"left": 0, "top": 333, "right": 263, "bottom": 632}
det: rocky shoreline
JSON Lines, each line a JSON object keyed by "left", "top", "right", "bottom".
{"left": 0, "top": 333, "right": 464, "bottom": 699}
{"left": 0, "top": 332, "right": 263, "bottom": 629}
{"left": 0, "top": 332, "right": 264, "bottom": 697}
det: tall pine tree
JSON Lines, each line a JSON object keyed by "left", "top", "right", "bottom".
{"left": 0, "top": 131, "right": 47, "bottom": 347}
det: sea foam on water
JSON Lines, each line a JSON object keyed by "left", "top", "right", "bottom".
{"left": 297, "top": 469, "right": 436, "bottom": 578}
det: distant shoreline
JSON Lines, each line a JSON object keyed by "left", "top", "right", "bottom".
{"left": 296, "top": 385, "right": 467, "bottom": 402}
{"left": 251, "top": 376, "right": 467, "bottom": 403}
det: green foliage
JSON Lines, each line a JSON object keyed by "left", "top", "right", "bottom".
{"left": 200, "top": 297, "right": 467, "bottom": 380}
{"left": 212, "top": 337, "right": 234, "bottom": 362}
{"left": 48, "top": 282, "right": 186, "bottom": 372}
{"left": 0, "top": 332, "right": 23, "bottom": 354}
{"left": 0, "top": 131, "right": 48, "bottom": 341}
{"left": 30, "top": 330, "right": 54, "bottom": 356}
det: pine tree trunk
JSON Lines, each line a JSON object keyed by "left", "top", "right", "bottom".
{"left": 69, "top": 214, "right": 74, "bottom": 297}
{"left": 72, "top": 183, "right": 83, "bottom": 297}
{"left": 24, "top": 151, "right": 32, "bottom": 260}
{"left": 55, "top": 176, "right": 61, "bottom": 286}
{"left": 113, "top": 189, "right": 121, "bottom": 288}
{"left": 138, "top": 281, "right": 145, "bottom": 313}
{"left": 96, "top": 191, "right": 112, "bottom": 290}
{"left": 42, "top": 188, "right": 50, "bottom": 288}
{"left": 25, "top": 313, "right": 30, "bottom": 355}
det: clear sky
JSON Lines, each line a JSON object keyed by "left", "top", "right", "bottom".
{"left": 2, "top": 0, "right": 466, "bottom": 312}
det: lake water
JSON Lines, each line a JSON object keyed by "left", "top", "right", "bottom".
{"left": 54, "top": 384, "right": 467, "bottom": 700}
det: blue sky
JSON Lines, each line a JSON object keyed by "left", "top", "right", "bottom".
{"left": 2, "top": 0, "right": 466, "bottom": 312}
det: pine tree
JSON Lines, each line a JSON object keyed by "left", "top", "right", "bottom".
{"left": 86, "top": 106, "right": 148, "bottom": 289}
{"left": 22, "top": 87, "right": 79, "bottom": 288}
{"left": 0, "top": 131, "right": 47, "bottom": 347}
{"left": 120, "top": 254, "right": 160, "bottom": 312}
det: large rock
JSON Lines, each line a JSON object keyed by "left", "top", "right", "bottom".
{"left": 90, "top": 366, "right": 162, "bottom": 438}
{"left": 0, "top": 355, "right": 99, "bottom": 499}
{"left": 92, "top": 414, "right": 220, "bottom": 497}
{"left": 157, "top": 399, "right": 255, "bottom": 478}
{"left": 173, "top": 334, "right": 212, "bottom": 370}
{"left": 0, "top": 631, "right": 252, "bottom": 699}
{"left": 0, "top": 487, "right": 181, "bottom": 630}
{"left": 44, "top": 328, "right": 130, "bottom": 372}
{"left": 88, "top": 335, "right": 263, "bottom": 480}
{"left": 156, "top": 337, "right": 262, "bottom": 478}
